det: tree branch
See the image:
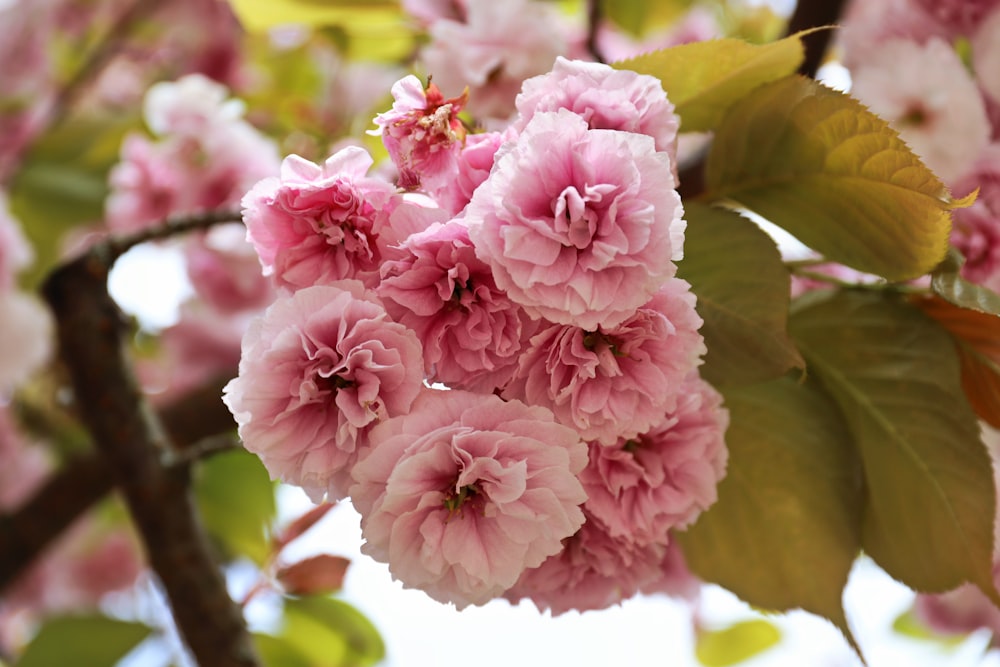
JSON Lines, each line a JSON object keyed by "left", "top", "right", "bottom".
{"left": 788, "top": 0, "right": 848, "bottom": 78}
{"left": 40, "top": 246, "right": 258, "bottom": 666}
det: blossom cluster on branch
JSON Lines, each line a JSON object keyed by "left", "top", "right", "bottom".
{"left": 223, "top": 55, "right": 729, "bottom": 612}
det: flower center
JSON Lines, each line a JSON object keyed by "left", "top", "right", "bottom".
{"left": 443, "top": 483, "right": 481, "bottom": 519}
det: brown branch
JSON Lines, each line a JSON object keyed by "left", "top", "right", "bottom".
{"left": 41, "top": 253, "right": 257, "bottom": 665}
{"left": 788, "top": 0, "right": 849, "bottom": 78}
{"left": 585, "top": 0, "right": 607, "bottom": 64}
{"left": 105, "top": 209, "right": 243, "bottom": 261}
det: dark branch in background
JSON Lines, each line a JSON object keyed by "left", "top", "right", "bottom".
{"left": 787, "top": 0, "right": 848, "bottom": 78}
{"left": 0, "top": 374, "right": 238, "bottom": 595}
{"left": 105, "top": 209, "right": 243, "bottom": 260}
{"left": 677, "top": 0, "right": 849, "bottom": 201}
{"left": 585, "top": 0, "right": 607, "bottom": 64}
{"left": 37, "top": 213, "right": 259, "bottom": 666}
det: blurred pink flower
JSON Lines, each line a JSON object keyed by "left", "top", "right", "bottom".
{"left": 223, "top": 282, "right": 423, "bottom": 501}
{"left": 513, "top": 57, "right": 680, "bottom": 180}
{"left": 0, "top": 291, "right": 53, "bottom": 392}
{"left": 419, "top": 0, "right": 566, "bottom": 120}
{"left": 595, "top": 6, "right": 719, "bottom": 62}
{"left": 243, "top": 148, "right": 397, "bottom": 291}
{"left": 911, "top": 0, "right": 1000, "bottom": 38}
{"left": 106, "top": 75, "right": 279, "bottom": 233}
{"left": 372, "top": 75, "right": 468, "bottom": 190}
{"left": 0, "top": 192, "right": 33, "bottom": 291}
{"left": 849, "top": 38, "right": 989, "bottom": 184}
{"left": 0, "top": 406, "right": 51, "bottom": 510}
{"left": 837, "top": 0, "right": 944, "bottom": 69}
{"left": 184, "top": 223, "right": 275, "bottom": 314}
{"left": 503, "top": 278, "right": 705, "bottom": 444}
{"left": 950, "top": 143, "right": 1000, "bottom": 292}
{"left": 350, "top": 389, "right": 588, "bottom": 608}
{"left": 429, "top": 130, "right": 505, "bottom": 215}
{"left": 504, "top": 509, "right": 678, "bottom": 614}
{"left": 973, "top": 8, "right": 1000, "bottom": 106}
{"left": 579, "top": 375, "right": 729, "bottom": 545}
{"left": 466, "top": 110, "right": 684, "bottom": 330}
{"left": 377, "top": 220, "right": 537, "bottom": 391}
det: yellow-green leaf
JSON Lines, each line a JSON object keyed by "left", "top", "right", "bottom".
{"left": 613, "top": 32, "right": 805, "bottom": 132}
{"left": 15, "top": 615, "right": 151, "bottom": 667}
{"left": 790, "top": 290, "right": 998, "bottom": 602}
{"left": 705, "top": 75, "right": 953, "bottom": 281}
{"left": 678, "top": 376, "right": 862, "bottom": 651}
{"left": 601, "top": 0, "right": 693, "bottom": 38}
{"left": 695, "top": 619, "right": 782, "bottom": 667}
{"left": 677, "top": 203, "right": 803, "bottom": 386}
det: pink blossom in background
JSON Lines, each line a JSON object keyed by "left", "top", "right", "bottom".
{"left": 974, "top": 8, "right": 1000, "bottom": 106}
{"left": 837, "top": 0, "right": 943, "bottom": 69}
{"left": 106, "top": 74, "right": 279, "bottom": 233}
{"left": 223, "top": 282, "right": 424, "bottom": 501}
{"left": 504, "top": 509, "right": 677, "bottom": 615}
{"left": 350, "top": 389, "right": 588, "bottom": 609}
{"left": 503, "top": 278, "right": 705, "bottom": 444}
{"left": 849, "top": 38, "right": 989, "bottom": 184}
{"left": 372, "top": 75, "right": 468, "bottom": 190}
{"left": 911, "top": 0, "right": 1000, "bottom": 38}
{"left": 402, "top": 0, "right": 466, "bottom": 25}
{"left": 377, "top": 220, "right": 537, "bottom": 392}
{"left": 429, "top": 130, "right": 505, "bottom": 215}
{"left": 466, "top": 110, "right": 684, "bottom": 330}
{"left": 579, "top": 375, "right": 729, "bottom": 545}
{"left": 419, "top": 0, "right": 567, "bottom": 120}
{"left": 595, "top": 6, "right": 720, "bottom": 63}
{"left": 949, "top": 144, "right": 1000, "bottom": 292}
{"left": 513, "top": 57, "right": 681, "bottom": 179}
{"left": 242, "top": 148, "right": 397, "bottom": 291}
{"left": 137, "top": 302, "right": 248, "bottom": 407}
{"left": 184, "top": 223, "right": 276, "bottom": 314}
{"left": 0, "top": 193, "right": 33, "bottom": 291}
{"left": 0, "top": 291, "right": 53, "bottom": 392}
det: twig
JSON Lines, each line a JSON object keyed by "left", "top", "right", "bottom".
{"left": 787, "top": 0, "right": 849, "bottom": 78}
{"left": 41, "top": 247, "right": 258, "bottom": 666}
{"left": 104, "top": 209, "right": 243, "bottom": 261}
{"left": 585, "top": 0, "right": 607, "bottom": 64}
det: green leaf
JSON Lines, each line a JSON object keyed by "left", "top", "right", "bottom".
{"left": 678, "top": 376, "right": 862, "bottom": 648}
{"left": 613, "top": 33, "right": 805, "bottom": 132}
{"left": 194, "top": 449, "right": 276, "bottom": 565}
{"left": 15, "top": 615, "right": 151, "bottom": 667}
{"left": 600, "top": 0, "right": 693, "bottom": 37}
{"left": 254, "top": 633, "right": 314, "bottom": 667}
{"left": 282, "top": 597, "right": 385, "bottom": 667}
{"left": 695, "top": 619, "right": 782, "bottom": 667}
{"left": 930, "top": 248, "right": 1000, "bottom": 315}
{"left": 705, "top": 75, "right": 954, "bottom": 281}
{"left": 913, "top": 295, "right": 1000, "bottom": 428}
{"left": 790, "top": 290, "right": 998, "bottom": 601}
{"left": 677, "top": 203, "right": 803, "bottom": 386}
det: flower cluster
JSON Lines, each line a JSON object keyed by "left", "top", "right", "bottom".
{"left": 224, "top": 57, "right": 729, "bottom": 612}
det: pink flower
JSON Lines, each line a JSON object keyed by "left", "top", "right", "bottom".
{"left": 579, "top": 375, "right": 729, "bottom": 545}
{"left": 377, "top": 220, "right": 537, "bottom": 391}
{"left": 106, "top": 75, "right": 279, "bottom": 233}
{"left": 503, "top": 279, "right": 705, "bottom": 444}
{"left": 849, "top": 38, "right": 989, "bottom": 184}
{"left": 513, "top": 57, "right": 681, "bottom": 180}
{"left": 911, "top": 0, "right": 1000, "bottom": 38}
{"left": 837, "top": 0, "right": 944, "bottom": 69}
{"left": 595, "top": 7, "right": 720, "bottom": 62}
{"left": 429, "top": 130, "right": 505, "bottom": 215}
{"left": 184, "top": 223, "right": 275, "bottom": 314}
{"left": 466, "top": 110, "right": 684, "bottom": 330}
{"left": 372, "top": 75, "right": 468, "bottom": 190}
{"left": 350, "top": 389, "right": 588, "bottom": 608}
{"left": 950, "top": 144, "right": 1000, "bottom": 292}
{"left": 0, "top": 406, "right": 51, "bottom": 510}
{"left": 419, "top": 0, "right": 566, "bottom": 120}
{"left": 504, "top": 509, "right": 678, "bottom": 614}
{"left": 223, "top": 282, "right": 424, "bottom": 501}
{"left": 242, "top": 148, "right": 397, "bottom": 291}
{"left": 973, "top": 8, "right": 1000, "bottom": 105}
{"left": 0, "top": 291, "right": 53, "bottom": 392}
{"left": 914, "top": 575, "right": 1000, "bottom": 642}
